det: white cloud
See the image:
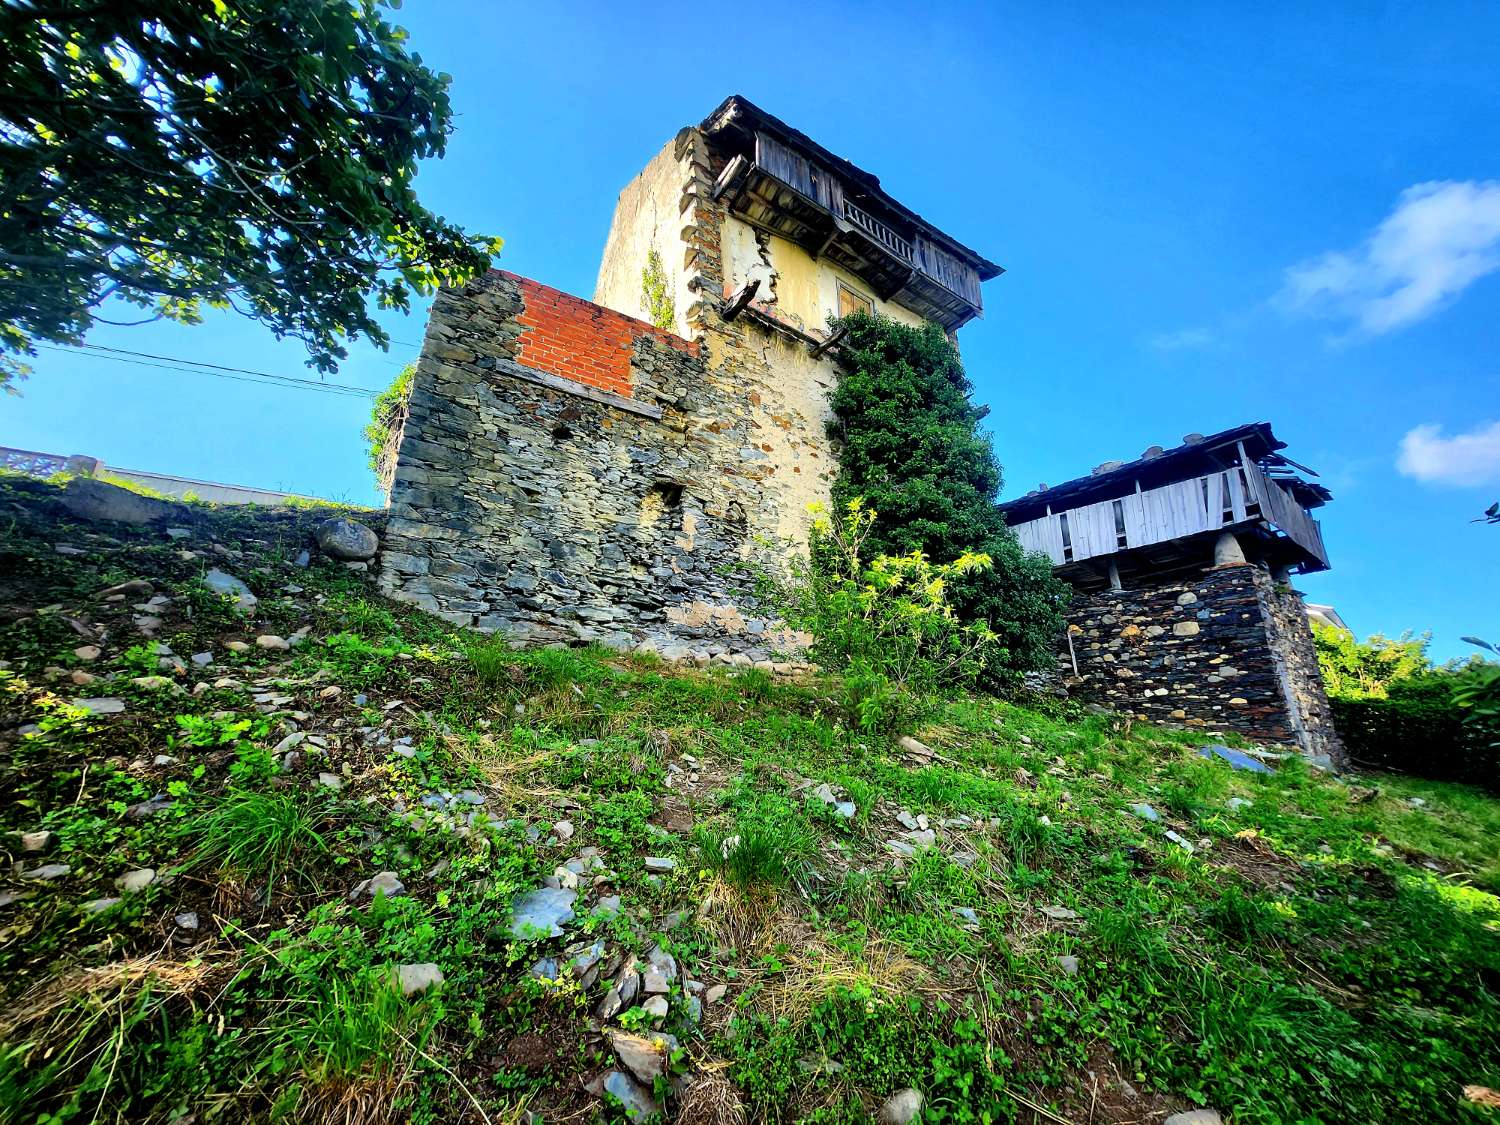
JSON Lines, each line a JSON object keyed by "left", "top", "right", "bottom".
{"left": 1397, "top": 420, "right": 1500, "bottom": 486}
{"left": 1279, "top": 180, "right": 1500, "bottom": 335}
{"left": 1148, "top": 327, "right": 1215, "bottom": 351}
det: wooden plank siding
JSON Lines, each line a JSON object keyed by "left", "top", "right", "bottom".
{"left": 1008, "top": 464, "right": 1328, "bottom": 570}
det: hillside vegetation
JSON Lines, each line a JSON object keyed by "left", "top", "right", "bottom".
{"left": 1, "top": 477, "right": 1497, "bottom": 1124}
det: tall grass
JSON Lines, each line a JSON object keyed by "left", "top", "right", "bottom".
{"left": 188, "top": 790, "right": 328, "bottom": 886}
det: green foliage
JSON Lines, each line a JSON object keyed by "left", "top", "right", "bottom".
{"left": 640, "top": 249, "right": 675, "bottom": 332}
{"left": 1312, "top": 622, "right": 1433, "bottom": 698}
{"left": 3, "top": 482, "right": 1499, "bottom": 1124}
{"left": 187, "top": 790, "right": 329, "bottom": 886}
{"left": 364, "top": 364, "right": 415, "bottom": 495}
{"left": 0, "top": 3, "right": 500, "bottom": 382}
{"left": 698, "top": 790, "right": 817, "bottom": 890}
{"left": 826, "top": 312, "right": 1067, "bottom": 681}
{"left": 1331, "top": 675, "right": 1500, "bottom": 790}
{"left": 753, "top": 499, "right": 999, "bottom": 724}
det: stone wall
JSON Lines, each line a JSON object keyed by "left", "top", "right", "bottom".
{"left": 1058, "top": 562, "right": 1342, "bottom": 765}
{"left": 378, "top": 269, "right": 808, "bottom": 660}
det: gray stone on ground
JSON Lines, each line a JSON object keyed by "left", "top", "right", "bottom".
{"left": 1129, "top": 802, "right": 1160, "bottom": 823}
{"left": 20, "top": 830, "right": 53, "bottom": 852}
{"left": 191, "top": 651, "right": 214, "bottom": 667}
{"left": 601, "top": 1070, "right": 660, "bottom": 1120}
{"left": 608, "top": 1028, "right": 678, "bottom": 1083}
{"left": 62, "top": 478, "right": 175, "bottom": 525}
{"left": 82, "top": 897, "right": 120, "bottom": 914}
{"left": 879, "top": 1088, "right": 924, "bottom": 1124}
{"left": 1226, "top": 797, "right": 1252, "bottom": 813}
{"left": 1165, "top": 1112, "right": 1224, "bottom": 1125}
{"left": 705, "top": 983, "right": 728, "bottom": 1005}
{"left": 350, "top": 871, "right": 405, "bottom": 901}
{"left": 73, "top": 644, "right": 101, "bottom": 661}
{"left": 395, "top": 962, "right": 444, "bottom": 995}
{"left": 115, "top": 867, "right": 156, "bottom": 893}
{"left": 643, "top": 856, "right": 675, "bottom": 873}
{"left": 23, "top": 863, "right": 70, "bottom": 881}
{"left": 642, "top": 995, "right": 669, "bottom": 1021}
{"left": 1057, "top": 955, "right": 1080, "bottom": 976}
{"left": 317, "top": 772, "right": 342, "bottom": 791}
{"left": 1040, "top": 905, "right": 1079, "bottom": 921}
{"left": 255, "top": 635, "right": 290, "bottom": 651}
{"left": 1164, "top": 830, "right": 1195, "bottom": 852}
{"left": 314, "top": 518, "right": 380, "bottom": 561}
{"left": 509, "top": 886, "right": 576, "bottom": 939}
{"left": 75, "top": 697, "right": 125, "bottom": 715}
{"left": 529, "top": 957, "right": 560, "bottom": 980}
{"left": 203, "top": 568, "right": 257, "bottom": 611}
{"left": 175, "top": 911, "right": 199, "bottom": 930}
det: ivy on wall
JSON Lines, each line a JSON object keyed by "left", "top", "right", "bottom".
{"left": 641, "top": 249, "right": 675, "bottom": 332}
{"left": 364, "top": 363, "right": 414, "bottom": 497}
{"left": 826, "top": 312, "right": 1069, "bottom": 681}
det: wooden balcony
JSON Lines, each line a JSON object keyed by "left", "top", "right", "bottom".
{"left": 713, "top": 130, "right": 989, "bottom": 329}
{"left": 1009, "top": 461, "right": 1330, "bottom": 575}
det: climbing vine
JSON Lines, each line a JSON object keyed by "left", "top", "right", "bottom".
{"left": 363, "top": 363, "right": 414, "bottom": 497}
{"left": 641, "top": 249, "right": 675, "bottom": 332}
{"left": 826, "top": 311, "right": 1068, "bottom": 682}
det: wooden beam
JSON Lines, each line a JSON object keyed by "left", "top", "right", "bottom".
{"left": 711, "top": 154, "right": 749, "bottom": 202}
{"left": 809, "top": 324, "right": 847, "bottom": 359}
{"left": 720, "top": 278, "right": 760, "bottom": 322}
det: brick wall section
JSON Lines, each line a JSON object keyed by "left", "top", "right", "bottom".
{"left": 501, "top": 270, "right": 698, "bottom": 400}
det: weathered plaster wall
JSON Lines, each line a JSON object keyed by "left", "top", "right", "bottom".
{"left": 592, "top": 136, "right": 696, "bottom": 339}
{"left": 720, "top": 215, "right": 927, "bottom": 335}
{"left": 1058, "top": 563, "right": 1342, "bottom": 764}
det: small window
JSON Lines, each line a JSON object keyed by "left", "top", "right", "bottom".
{"left": 1112, "top": 499, "right": 1128, "bottom": 548}
{"left": 1059, "top": 512, "right": 1074, "bottom": 563}
{"left": 837, "top": 282, "right": 873, "bottom": 319}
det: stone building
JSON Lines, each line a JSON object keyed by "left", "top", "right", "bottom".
{"left": 378, "top": 95, "right": 998, "bottom": 660}
{"left": 998, "top": 424, "right": 1343, "bottom": 764}
{"left": 378, "top": 96, "right": 1342, "bottom": 761}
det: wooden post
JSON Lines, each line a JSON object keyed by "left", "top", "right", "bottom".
{"left": 720, "top": 278, "right": 760, "bottom": 322}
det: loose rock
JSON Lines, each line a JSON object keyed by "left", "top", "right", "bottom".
{"left": 394, "top": 963, "right": 444, "bottom": 995}
{"left": 203, "top": 568, "right": 258, "bottom": 611}
{"left": 509, "top": 886, "right": 576, "bottom": 939}
{"left": 350, "top": 871, "right": 405, "bottom": 901}
{"left": 115, "top": 867, "right": 156, "bottom": 893}
{"left": 314, "top": 518, "right": 380, "bottom": 561}
{"left": 879, "top": 1088, "right": 924, "bottom": 1124}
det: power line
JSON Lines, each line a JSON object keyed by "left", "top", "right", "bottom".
{"left": 34, "top": 342, "right": 377, "bottom": 398}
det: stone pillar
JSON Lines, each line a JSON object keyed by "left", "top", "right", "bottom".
{"left": 1213, "top": 531, "right": 1247, "bottom": 566}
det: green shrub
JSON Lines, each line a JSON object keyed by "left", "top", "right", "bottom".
{"left": 826, "top": 311, "right": 1068, "bottom": 682}
{"left": 1330, "top": 676, "right": 1499, "bottom": 791}
{"left": 753, "top": 499, "right": 998, "bottom": 720}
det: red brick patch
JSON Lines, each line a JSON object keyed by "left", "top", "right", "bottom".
{"left": 496, "top": 270, "right": 697, "bottom": 400}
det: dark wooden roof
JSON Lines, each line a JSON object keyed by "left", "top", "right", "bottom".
{"left": 699, "top": 95, "right": 1003, "bottom": 281}
{"left": 997, "top": 422, "right": 1333, "bottom": 524}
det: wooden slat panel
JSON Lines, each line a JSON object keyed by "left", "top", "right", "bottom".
{"left": 755, "top": 132, "right": 815, "bottom": 199}
{"left": 914, "top": 234, "right": 983, "bottom": 306}
{"left": 1121, "top": 492, "right": 1147, "bottom": 547}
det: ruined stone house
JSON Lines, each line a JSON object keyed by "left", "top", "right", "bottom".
{"left": 379, "top": 95, "right": 1341, "bottom": 759}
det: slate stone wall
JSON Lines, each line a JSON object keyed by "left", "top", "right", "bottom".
{"left": 377, "top": 269, "right": 810, "bottom": 662}
{"left": 1059, "top": 562, "right": 1342, "bottom": 764}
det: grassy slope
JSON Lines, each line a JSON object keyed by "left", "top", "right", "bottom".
{"left": 0, "top": 477, "right": 1497, "bottom": 1124}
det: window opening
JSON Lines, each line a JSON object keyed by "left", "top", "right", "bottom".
{"left": 837, "top": 282, "right": 874, "bottom": 319}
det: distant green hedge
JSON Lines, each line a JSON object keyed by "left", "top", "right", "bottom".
{"left": 1330, "top": 680, "right": 1498, "bottom": 791}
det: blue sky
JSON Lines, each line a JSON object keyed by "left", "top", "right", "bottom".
{"left": 4, "top": 2, "right": 1498, "bottom": 659}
